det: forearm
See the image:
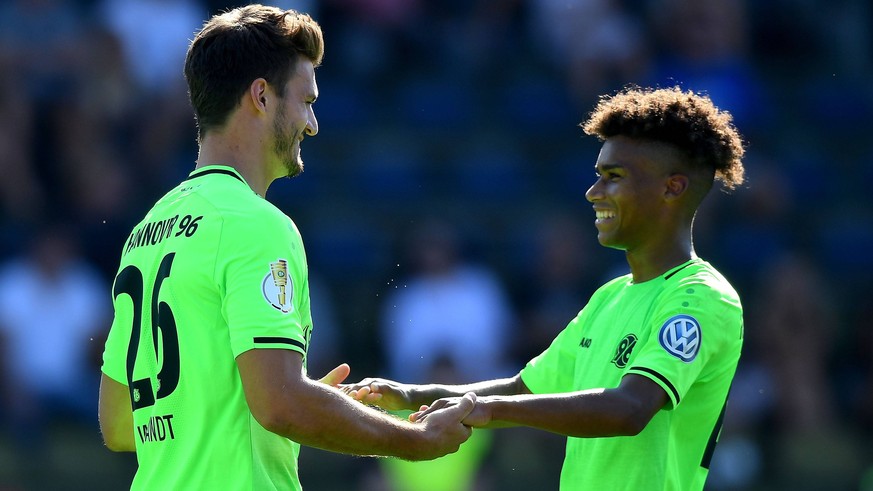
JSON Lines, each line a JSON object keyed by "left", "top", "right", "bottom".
{"left": 408, "top": 374, "right": 526, "bottom": 408}
{"left": 272, "top": 379, "right": 427, "bottom": 459}
{"left": 483, "top": 388, "right": 651, "bottom": 437}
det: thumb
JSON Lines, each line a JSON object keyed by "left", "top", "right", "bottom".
{"left": 319, "top": 363, "right": 351, "bottom": 386}
{"left": 452, "top": 392, "right": 477, "bottom": 419}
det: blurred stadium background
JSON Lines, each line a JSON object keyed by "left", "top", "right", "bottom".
{"left": 1, "top": 0, "right": 872, "bottom": 490}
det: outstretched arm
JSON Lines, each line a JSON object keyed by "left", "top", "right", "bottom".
{"left": 236, "top": 349, "right": 475, "bottom": 461}
{"left": 342, "top": 373, "right": 531, "bottom": 412}
{"left": 415, "top": 374, "right": 669, "bottom": 437}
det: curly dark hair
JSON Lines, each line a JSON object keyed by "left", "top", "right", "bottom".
{"left": 582, "top": 86, "right": 745, "bottom": 190}
{"left": 185, "top": 4, "right": 324, "bottom": 141}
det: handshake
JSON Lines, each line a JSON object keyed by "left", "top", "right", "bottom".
{"left": 322, "top": 368, "right": 498, "bottom": 462}
{"left": 315, "top": 363, "right": 515, "bottom": 462}
{"left": 341, "top": 378, "right": 492, "bottom": 427}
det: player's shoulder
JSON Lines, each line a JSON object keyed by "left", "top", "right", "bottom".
{"left": 210, "top": 192, "right": 286, "bottom": 225}
{"left": 178, "top": 169, "right": 288, "bottom": 225}
{"left": 656, "top": 260, "right": 743, "bottom": 349}
{"left": 205, "top": 202, "right": 295, "bottom": 259}
{"left": 673, "top": 259, "right": 737, "bottom": 291}
{"left": 668, "top": 259, "right": 742, "bottom": 310}
{"left": 143, "top": 167, "right": 297, "bottom": 248}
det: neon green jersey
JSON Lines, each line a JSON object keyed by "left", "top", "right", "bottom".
{"left": 102, "top": 166, "right": 313, "bottom": 490}
{"left": 521, "top": 259, "right": 742, "bottom": 491}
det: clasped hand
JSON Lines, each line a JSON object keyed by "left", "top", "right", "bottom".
{"left": 411, "top": 397, "right": 491, "bottom": 427}
{"left": 339, "top": 375, "right": 491, "bottom": 428}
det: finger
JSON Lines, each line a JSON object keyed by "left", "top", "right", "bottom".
{"left": 428, "top": 399, "right": 449, "bottom": 411}
{"left": 361, "top": 392, "right": 383, "bottom": 404}
{"left": 442, "top": 393, "right": 476, "bottom": 422}
{"left": 456, "top": 392, "right": 477, "bottom": 416}
{"left": 412, "top": 400, "right": 445, "bottom": 421}
{"left": 340, "top": 381, "right": 370, "bottom": 393}
{"left": 409, "top": 405, "right": 429, "bottom": 422}
{"left": 462, "top": 424, "right": 473, "bottom": 439}
{"left": 318, "top": 363, "right": 351, "bottom": 386}
{"left": 369, "top": 382, "right": 389, "bottom": 394}
{"left": 350, "top": 386, "right": 371, "bottom": 401}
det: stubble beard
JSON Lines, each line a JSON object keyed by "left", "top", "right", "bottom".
{"left": 273, "top": 107, "right": 304, "bottom": 179}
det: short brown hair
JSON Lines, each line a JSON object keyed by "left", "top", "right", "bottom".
{"left": 582, "top": 86, "right": 745, "bottom": 190}
{"left": 184, "top": 4, "right": 324, "bottom": 140}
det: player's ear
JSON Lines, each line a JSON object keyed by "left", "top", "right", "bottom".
{"left": 664, "top": 173, "right": 689, "bottom": 201}
{"left": 248, "top": 78, "right": 269, "bottom": 114}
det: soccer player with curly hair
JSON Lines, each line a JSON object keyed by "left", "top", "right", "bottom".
{"left": 347, "top": 86, "right": 746, "bottom": 491}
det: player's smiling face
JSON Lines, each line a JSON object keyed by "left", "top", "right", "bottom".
{"left": 585, "top": 136, "right": 672, "bottom": 252}
{"left": 272, "top": 59, "right": 318, "bottom": 178}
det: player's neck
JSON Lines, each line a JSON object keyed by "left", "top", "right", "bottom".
{"left": 625, "top": 233, "right": 695, "bottom": 283}
{"left": 196, "top": 137, "right": 271, "bottom": 197}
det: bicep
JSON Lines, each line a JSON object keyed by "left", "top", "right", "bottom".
{"left": 98, "top": 373, "right": 135, "bottom": 452}
{"left": 616, "top": 373, "right": 670, "bottom": 425}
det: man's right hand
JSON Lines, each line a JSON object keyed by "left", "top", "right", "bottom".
{"left": 341, "top": 378, "right": 416, "bottom": 412}
{"left": 413, "top": 391, "right": 477, "bottom": 460}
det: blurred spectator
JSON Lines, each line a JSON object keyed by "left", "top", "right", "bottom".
{"left": 0, "top": 0, "right": 91, "bottom": 227}
{"left": 529, "top": 0, "right": 649, "bottom": 107}
{"left": 0, "top": 0, "right": 87, "bottom": 102}
{"left": 51, "top": 83, "right": 132, "bottom": 222}
{"left": 645, "top": 0, "right": 771, "bottom": 135}
{"left": 321, "top": 0, "right": 425, "bottom": 84}
{"left": 510, "top": 213, "right": 604, "bottom": 364}
{"left": 752, "top": 253, "right": 837, "bottom": 429}
{"left": 0, "top": 224, "right": 110, "bottom": 457}
{"left": 0, "top": 64, "right": 44, "bottom": 223}
{"left": 379, "top": 219, "right": 516, "bottom": 384}
{"left": 97, "top": 0, "right": 204, "bottom": 97}
{"left": 97, "top": 0, "right": 202, "bottom": 192}
{"left": 747, "top": 253, "right": 867, "bottom": 489}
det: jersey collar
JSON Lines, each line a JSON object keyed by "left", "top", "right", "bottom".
{"left": 188, "top": 165, "right": 248, "bottom": 186}
{"left": 662, "top": 257, "right": 701, "bottom": 281}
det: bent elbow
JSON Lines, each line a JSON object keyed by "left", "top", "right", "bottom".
{"left": 611, "top": 400, "right": 656, "bottom": 436}
{"left": 98, "top": 418, "right": 136, "bottom": 452}
{"left": 104, "top": 441, "right": 133, "bottom": 453}
{"left": 619, "top": 413, "right": 650, "bottom": 436}
{"left": 250, "top": 403, "right": 302, "bottom": 438}
{"left": 251, "top": 405, "right": 285, "bottom": 435}
{"left": 102, "top": 433, "right": 136, "bottom": 452}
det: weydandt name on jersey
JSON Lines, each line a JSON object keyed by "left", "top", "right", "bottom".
{"left": 138, "top": 414, "right": 176, "bottom": 444}
{"left": 123, "top": 213, "right": 203, "bottom": 256}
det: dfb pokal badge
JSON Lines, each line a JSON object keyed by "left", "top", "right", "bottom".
{"left": 262, "top": 259, "right": 292, "bottom": 313}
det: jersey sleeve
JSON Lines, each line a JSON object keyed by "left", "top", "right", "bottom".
{"left": 216, "top": 207, "right": 311, "bottom": 358}
{"left": 625, "top": 276, "right": 743, "bottom": 409}
{"left": 520, "top": 309, "right": 585, "bottom": 394}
